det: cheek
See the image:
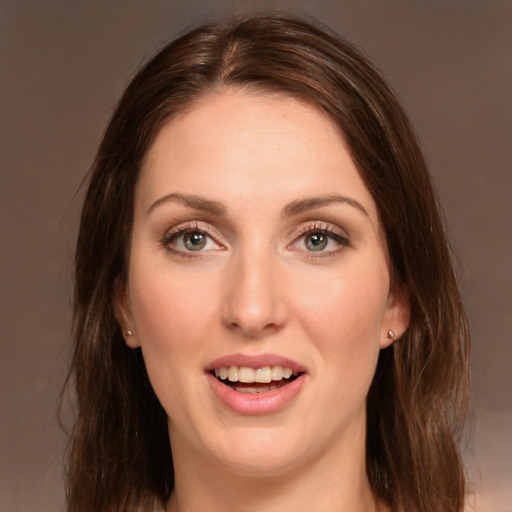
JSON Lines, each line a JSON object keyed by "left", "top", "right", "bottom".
{"left": 293, "top": 258, "right": 390, "bottom": 354}
{"left": 130, "top": 261, "right": 217, "bottom": 350}
{"left": 291, "top": 255, "right": 390, "bottom": 411}
{"left": 127, "top": 262, "right": 222, "bottom": 412}
{"left": 128, "top": 266, "right": 221, "bottom": 426}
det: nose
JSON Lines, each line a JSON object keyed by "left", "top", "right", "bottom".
{"left": 222, "top": 249, "right": 288, "bottom": 339}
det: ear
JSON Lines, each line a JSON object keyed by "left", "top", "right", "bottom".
{"left": 113, "top": 281, "right": 140, "bottom": 349}
{"left": 380, "top": 282, "right": 410, "bottom": 349}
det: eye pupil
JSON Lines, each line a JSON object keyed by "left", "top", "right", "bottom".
{"left": 306, "top": 232, "right": 328, "bottom": 251}
{"left": 184, "top": 232, "right": 206, "bottom": 251}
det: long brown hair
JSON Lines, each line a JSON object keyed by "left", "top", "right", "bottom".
{"left": 65, "top": 13, "right": 470, "bottom": 512}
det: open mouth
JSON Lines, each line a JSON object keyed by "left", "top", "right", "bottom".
{"left": 211, "top": 365, "right": 302, "bottom": 394}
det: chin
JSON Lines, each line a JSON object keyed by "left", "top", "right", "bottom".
{"left": 202, "top": 424, "right": 312, "bottom": 476}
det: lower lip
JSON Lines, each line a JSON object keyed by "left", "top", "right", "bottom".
{"left": 206, "top": 373, "right": 306, "bottom": 415}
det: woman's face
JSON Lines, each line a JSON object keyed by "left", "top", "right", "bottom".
{"left": 116, "top": 90, "right": 409, "bottom": 476}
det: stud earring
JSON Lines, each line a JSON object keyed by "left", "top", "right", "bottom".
{"left": 126, "top": 330, "right": 133, "bottom": 336}
{"left": 387, "top": 330, "right": 395, "bottom": 340}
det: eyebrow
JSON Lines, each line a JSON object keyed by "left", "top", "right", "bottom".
{"left": 147, "top": 193, "right": 226, "bottom": 216}
{"left": 147, "top": 192, "right": 368, "bottom": 218}
{"left": 282, "top": 195, "right": 369, "bottom": 218}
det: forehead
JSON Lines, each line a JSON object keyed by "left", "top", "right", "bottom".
{"left": 139, "top": 89, "right": 379, "bottom": 226}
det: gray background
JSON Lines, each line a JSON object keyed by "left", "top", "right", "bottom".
{"left": 1, "top": 1, "right": 511, "bottom": 511}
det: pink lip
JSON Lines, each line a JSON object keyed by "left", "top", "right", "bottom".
{"left": 205, "top": 353, "right": 307, "bottom": 415}
{"left": 205, "top": 353, "right": 306, "bottom": 373}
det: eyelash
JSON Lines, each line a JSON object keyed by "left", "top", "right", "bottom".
{"left": 161, "top": 221, "right": 350, "bottom": 258}
{"left": 291, "top": 222, "right": 351, "bottom": 258}
{"left": 161, "top": 222, "right": 220, "bottom": 259}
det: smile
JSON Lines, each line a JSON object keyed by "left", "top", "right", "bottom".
{"left": 206, "top": 354, "right": 307, "bottom": 414}
{"left": 213, "top": 365, "right": 301, "bottom": 394}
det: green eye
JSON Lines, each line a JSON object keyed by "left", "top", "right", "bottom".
{"left": 305, "top": 232, "right": 328, "bottom": 251}
{"left": 183, "top": 232, "right": 207, "bottom": 251}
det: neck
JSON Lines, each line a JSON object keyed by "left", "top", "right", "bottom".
{"left": 165, "top": 417, "right": 382, "bottom": 512}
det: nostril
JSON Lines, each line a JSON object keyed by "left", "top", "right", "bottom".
{"left": 225, "top": 321, "right": 286, "bottom": 339}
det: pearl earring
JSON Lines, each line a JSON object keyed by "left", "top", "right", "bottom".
{"left": 387, "top": 330, "right": 395, "bottom": 340}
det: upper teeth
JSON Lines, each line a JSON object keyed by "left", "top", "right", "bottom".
{"left": 214, "top": 365, "right": 295, "bottom": 383}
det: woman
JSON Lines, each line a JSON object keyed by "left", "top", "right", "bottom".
{"left": 66, "top": 13, "right": 470, "bottom": 512}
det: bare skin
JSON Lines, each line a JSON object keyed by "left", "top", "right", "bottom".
{"left": 115, "top": 89, "right": 408, "bottom": 512}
